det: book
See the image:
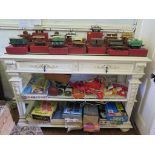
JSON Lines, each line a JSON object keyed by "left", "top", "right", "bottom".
{"left": 63, "top": 102, "right": 82, "bottom": 119}
{"left": 22, "top": 77, "right": 50, "bottom": 98}
{"left": 31, "top": 101, "right": 57, "bottom": 121}
{"left": 105, "top": 102, "right": 128, "bottom": 122}
{"left": 105, "top": 102, "right": 118, "bottom": 114}
{"left": 51, "top": 110, "right": 65, "bottom": 125}
{"left": 84, "top": 104, "right": 98, "bottom": 116}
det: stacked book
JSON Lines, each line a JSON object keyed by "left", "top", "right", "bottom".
{"left": 99, "top": 102, "right": 128, "bottom": 127}
{"left": 51, "top": 104, "right": 65, "bottom": 125}
{"left": 63, "top": 102, "right": 82, "bottom": 130}
{"left": 83, "top": 104, "right": 100, "bottom": 132}
{"left": 31, "top": 101, "right": 57, "bottom": 122}
{"left": 22, "top": 77, "right": 50, "bottom": 99}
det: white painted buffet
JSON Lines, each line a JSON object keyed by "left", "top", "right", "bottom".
{"left": 0, "top": 54, "right": 151, "bottom": 132}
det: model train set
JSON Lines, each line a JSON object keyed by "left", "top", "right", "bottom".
{"left": 5, "top": 26, "right": 148, "bottom": 57}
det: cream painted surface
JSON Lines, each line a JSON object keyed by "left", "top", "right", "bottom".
{"left": 135, "top": 19, "right": 155, "bottom": 134}
{"left": 16, "top": 61, "right": 78, "bottom": 73}
{"left": 1, "top": 54, "right": 149, "bottom": 129}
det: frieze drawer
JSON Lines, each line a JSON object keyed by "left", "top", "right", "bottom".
{"left": 79, "top": 62, "right": 134, "bottom": 74}
{"left": 16, "top": 61, "right": 78, "bottom": 73}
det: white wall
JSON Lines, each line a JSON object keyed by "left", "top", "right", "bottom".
{"left": 0, "top": 19, "right": 136, "bottom": 29}
{"left": 134, "top": 19, "right": 155, "bottom": 134}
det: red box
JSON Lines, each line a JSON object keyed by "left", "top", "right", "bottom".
{"left": 128, "top": 48, "right": 148, "bottom": 57}
{"left": 68, "top": 46, "right": 86, "bottom": 54}
{"left": 87, "top": 46, "right": 106, "bottom": 54}
{"left": 5, "top": 45, "right": 28, "bottom": 54}
{"left": 30, "top": 45, "right": 49, "bottom": 53}
{"left": 87, "top": 32, "right": 103, "bottom": 42}
{"left": 48, "top": 47, "right": 68, "bottom": 55}
{"left": 107, "top": 49, "right": 129, "bottom": 56}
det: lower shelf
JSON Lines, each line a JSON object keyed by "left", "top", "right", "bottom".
{"left": 100, "top": 121, "right": 132, "bottom": 129}
{"left": 18, "top": 117, "right": 132, "bottom": 129}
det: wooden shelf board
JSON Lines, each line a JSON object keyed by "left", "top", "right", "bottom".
{"left": 22, "top": 95, "right": 127, "bottom": 102}
{"left": 18, "top": 117, "right": 132, "bottom": 129}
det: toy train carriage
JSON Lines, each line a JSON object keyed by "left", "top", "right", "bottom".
{"left": 121, "top": 32, "right": 134, "bottom": 39}
{"left": 50, "top": 35, "right": 65, "bottom": 47}
{"left": 18, "top": 31, "right": 32, "bottom": 42}
{"left": 128, "top": 39, "right": 143, "bottom": 49}
{"left": 9, "top": 38, "right": 28, "bottom": 46}
{"left": 32, "top": 29, "right": 48, "bottom": 41}
{"left": 108, "top": 39, "right": 128, "bottom": 50}
{"left": 6, "top": 37, "right": 29, "bottom": 54}
{"left": 105, "top": 33, "right": 118, "bottom": 40}
{"left": 32, "top": 35, "right": 47, "bottom": 46}
{"left": 48, "top": 32, "right": 68, "bottom": 54}
{"left": 87, "top": 26, "right": 103, "bottom": 42}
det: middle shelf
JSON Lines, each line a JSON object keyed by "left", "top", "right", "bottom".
{"left": 21, "top": 74, "right": 128, "bottom": 102}
{"left": 23, "top": 95, "right": 127, "bottom": 102}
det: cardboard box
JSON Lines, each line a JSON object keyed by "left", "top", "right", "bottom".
{"left": 68, "top": 46, "right": 86, "bottom": 54}
{"left": 128, "top": 48, "right": 148, "bottom": 57}
{"left": 107, "top": 49, "right": 129, "bottom": 56}
{"left": 0, "top": 105, "right": 15, "bottom": 135}
{"left": 48, "top": 47, "right": 68, "bottom": 55}
{"left": 44, "top": 74, "right": 71, "bottom": 84}
{"left": 5, "top": 45, "right": 29, "bottom": 54}
{"left": 83, "top": 115, "right": 99, "bottom": 125}
{"left": 87, "top": 46, "right": 106, "bottom": 54}
{"left": 31, "top": 101, "right": 57, "bottom": 122}
{"left": 29, "top": 45, "right": 49, "bottom": 53}
{"left": 83, "top": 115, "right": 99, "bottom": 132}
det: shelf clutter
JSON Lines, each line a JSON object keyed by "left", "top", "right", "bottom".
{"left": 5, "top": 25, "right": 148, "bottom": 57}
{"left": 22, "top": 74, "right": 128, "bottom": 100}
{"left": 27, "top": 100, "right": 128, "bottom": 133}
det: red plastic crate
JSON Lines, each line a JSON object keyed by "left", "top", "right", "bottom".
{"left": 87, "top": 46, "right": 106, "bottom": 54}
{"left": 68, "top": 46, "right": 86, "bottom": 54}
{"left": 5, "top": 45, "right": 28, "bottom": 54}
{"left": 107, "top": 49, "right": 129, "bottom": 56}
{"left": 128, "top": 48, "right": 148, "bottom": 57}
{"left": 30, "top": 45, "right": 49, "bottom": 53}
{"left": 87, "top": 32, "right": 103, "bottom": 42}
{"left": 48, "top": 47, "right": 68, "bottom": 55}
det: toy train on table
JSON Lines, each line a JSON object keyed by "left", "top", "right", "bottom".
{"left": 5, "top": 26, "right": 148, "bottom": 57}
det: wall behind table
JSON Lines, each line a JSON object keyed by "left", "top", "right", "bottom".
{"left": 134, "top": 19, "right": 155, "bottom": 134}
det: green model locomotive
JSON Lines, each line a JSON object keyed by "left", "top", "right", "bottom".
{"left": 128, "top": 39, "right": 143, "bottom": 49}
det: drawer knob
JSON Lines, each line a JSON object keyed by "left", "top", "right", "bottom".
{"left": 151, "top": 73, "right": 155, "bottom": 82}
{"left": 43, "top": 65, "right": 46, "bottom": 72}
{"left": 105, "top": 66, "right": 108, "bottom": 73}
